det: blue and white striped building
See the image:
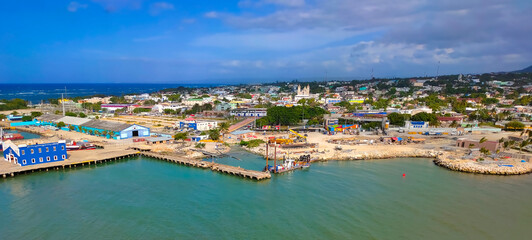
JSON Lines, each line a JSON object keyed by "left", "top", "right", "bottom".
{"left": 2, "top": 140, "right": 67, "bottom": 166}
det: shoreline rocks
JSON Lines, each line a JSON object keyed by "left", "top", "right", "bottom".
{"left": 244, "top": 145, "right": 532, "bottom": 175}
{"left": 433, "top": 155, "right": 532, "bottom": 175}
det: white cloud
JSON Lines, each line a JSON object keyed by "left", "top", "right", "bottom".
{"left": 149, "top": 2, "right": 174, "bottom": 15}
{"left": 182, "top": 18, "right": 196, "bottom": 24}
{"left": 204, "top": 11, "right": 219, "bottom": 18}
{"left": 67, "top": 1, "right": 88, "bottom": 12}
{"left": 194, "top": 28, "right": 365, "bottom": 51}
{"left": 239, "top": 0, "right": 305, "bottom": 8}
{"left": 132, "top": 35, "right": 168, "bottom": 42}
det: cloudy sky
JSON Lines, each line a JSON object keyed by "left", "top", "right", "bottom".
{"left": 0, "top": 0, "right": 530, "bottom": 83}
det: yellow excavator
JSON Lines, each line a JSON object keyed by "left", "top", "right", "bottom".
{"left": 289, "top": 129, "right": 307, "bottom": 143}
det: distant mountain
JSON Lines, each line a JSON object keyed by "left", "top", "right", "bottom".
{"left": 514, "top": 65, "right": 532, "bottom": 73}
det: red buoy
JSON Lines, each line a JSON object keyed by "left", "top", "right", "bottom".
{"left": 402, "top": 173, "right": 406, "bottom": 177}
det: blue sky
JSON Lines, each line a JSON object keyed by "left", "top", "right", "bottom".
{"left": 0, "top": 0, "right": 531, "bottom": 83}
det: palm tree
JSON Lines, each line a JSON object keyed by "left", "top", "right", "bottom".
{"left": 519, "top": 140, "right": 529, "bottom": 153}
{"left": 479, "top": 137, "right": 487, "bottom": 144}
{"left": 218, "top": 121, "right": 230, "bottom": 142}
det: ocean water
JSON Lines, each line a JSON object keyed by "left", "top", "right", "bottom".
{"left": 5, "top": 130, "right": 41, "bottom": 140}
{"left": 0, "top": 151, "right": 531, "bottom": 239}
{"left": 0, "top": 83, "right": 221, "bottom": 103}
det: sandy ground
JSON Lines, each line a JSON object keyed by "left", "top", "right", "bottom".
{"left": 240, "top": 130, "right": 529, "bottom": 162}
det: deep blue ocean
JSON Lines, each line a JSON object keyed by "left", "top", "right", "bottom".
{"left": 0, "top": 83, "right": 222, "bottom": 104}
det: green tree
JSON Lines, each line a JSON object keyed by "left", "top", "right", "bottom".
{"left": 78, "top": 112, "right": 87, "bottom": 118}
{"left": 411, "top": 112, "right": 439, "bottom": 126}
{"left": 208, "top": 129, "right": 221, "bottom": 141}
{"left": 21, "top": 116, "right": 33, "bottom": 122}
{"left": 143, "top": 100, "right": 156, "bottom": 105}
{"left": 519, "top": 140, "right": 529, "bottom": 153}
{"left": 482, "top": 98, "right": 499, "bottom": 105}
{"left": 174, "top": 132, "right": 188, "bottom": 142}
{"left": 30, "top": 111, "right": 42, "bottom": 118}
{"left": 387, "top": 112, "right": 407, "bottom": 126}
{"left": 168, "top": 94, "right": 181, "bottom": 102}
{"left": 480, "top": 147, "right": 491, "bottom": 156}
{"left": 57, "top": 121, "right": 66, "bottom": 128}
{"left": 218, "top": 121, "right": 230, "bottom": 141}
{"left": 505, "top": 121, "right": 525, "bottom": 130}
{"left": 195, "top": 143, "right": 206, "bottom": 149}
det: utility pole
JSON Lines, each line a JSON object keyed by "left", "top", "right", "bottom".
{"left": 436, "top": 61, "right": 440, "bottom": 80}
{"left": 274, "top": 144, "right": 277, "bottom": 173}
{"left": 265, "top": 144, "right": 269, "bottom": 171}
{"left": 61, "top": 93, "right": 65, "bottom": 116}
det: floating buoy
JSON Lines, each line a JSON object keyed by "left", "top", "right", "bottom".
{"left": 402, "top": 173, "right": 406, "bottom": 177}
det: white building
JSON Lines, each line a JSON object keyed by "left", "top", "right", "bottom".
{"left": 152, "top": 104, "right": 185, "bottom": 113}
{"left": 177, "top": 117, "right": 218, "bottom": 131}
{"left": 230, "top": 108, "right": 267, "bottom": 117}
{"left": 183, "top": 98, "right": 211, "bottom": 106}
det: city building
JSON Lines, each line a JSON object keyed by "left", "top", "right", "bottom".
{"left": 178, "top": 117, "right": 218, "bottom": 131}
{"left": 404, "top": 121, "right": 430, "bottom": 129}
{"left": 456, "top": 138, "right": 500, "bottom": 152}
{"left": 2, "top": 140, "right": 67, "bottom": 166}
{"left": 230, "top": 108, "right": 267, "bottom": 117}
{"left": 183, "top": 98, "right": 210, "bottom": 106}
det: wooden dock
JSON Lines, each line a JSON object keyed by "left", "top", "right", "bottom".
{"left": 0, "top": 148, "right": 139, "bottom": 178}
{"left": 190, "top": 149, "right": 228, "bottom": 158}
{"left": 141, "top": 152, "right": 270, "bottom": 180}
{"left": 0, "top": 149, "right": 270, "bottom": 181}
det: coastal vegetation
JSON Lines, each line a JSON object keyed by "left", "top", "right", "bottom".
{"left": 239, "top": 139, "right": 265, "bottom": 148}
{"left": 505, "top": 121, "right": 525, "bottom": 130}
{"left": 256, "top": 106, "right": 328, "bottom": 126}
{"left": 173, "top": 132, "right": 188, "bottom": 142}
{"left": 0, "top": 99, "right": 28, "bottom": 111}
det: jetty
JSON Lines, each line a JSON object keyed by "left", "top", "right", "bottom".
{"left": 190, "top": 149, "right": 229, "bottom": 158}
{"left": 0, "top": 148, "right": 139, "bottom": 178}
{"left": 0, "top": 148, "right": 270, "bottom": 181}
{"left": 142, "top": 152, "right": 270, "bottom": 180}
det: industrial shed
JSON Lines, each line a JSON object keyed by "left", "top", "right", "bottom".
{"left": 38, "top": 114, "right": 150, "bottom": 140}
{"left": 81, "top": 120, "right": 150, "bottom": 139}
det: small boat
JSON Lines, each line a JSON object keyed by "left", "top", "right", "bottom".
{"left": 2, "top": 133, "right": 24, "bottom": 141}
{"left": 66, "top": 141, "right": 96, "bottom": 151}
{"left": 265, "top": 154, "right": 311, "bottom": 173}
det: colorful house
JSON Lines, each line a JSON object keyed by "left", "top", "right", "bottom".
{"left": 2, "top": 140, "right": 67, "bottom": 166}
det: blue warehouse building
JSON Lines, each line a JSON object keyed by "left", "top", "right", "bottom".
{"left": 38, "top": 114, "right": 150, "bottom": 140}
{"left": 2, "top": 140, "right": 67, "bottom": 166}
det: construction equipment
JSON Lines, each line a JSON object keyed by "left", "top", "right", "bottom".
{"left": 269, "top": 138, "right": 294, "bottom": 145}
{"left": 408, "top": 137, "right": 426, "bottom": 143}
{"left": 289, "top": 129, "right": 308, "bottom": 143}
{"left": 289, "top": 129, "right": 306, "bottom": 139}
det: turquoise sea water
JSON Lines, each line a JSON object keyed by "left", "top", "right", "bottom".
{"left": 0, "top": 150, "right": 531, "bottom": 239}
{"left": 5, "top": 130, "right": 41, "bottom": 140}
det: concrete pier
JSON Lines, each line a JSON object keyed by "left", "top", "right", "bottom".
{"left": 0, "top": 148, "right": 139, "bottom": 178}
{"left": 0, "top": 148, "right": 270, "bottom": 181}
{"left": 142, "top": 152, "right": 270, "bottom": 180}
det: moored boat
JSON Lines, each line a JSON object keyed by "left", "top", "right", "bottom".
{"left": 2, "top": 133, "right": 24, "bottom": 141}
{"left": 264, "top": 154, "right": 311, "bottom": 173}
{"left": 66, "top": 141, "right": 96, "bottom": 151}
